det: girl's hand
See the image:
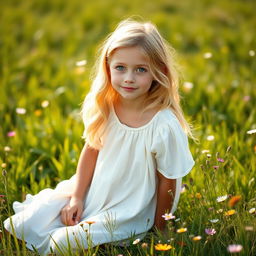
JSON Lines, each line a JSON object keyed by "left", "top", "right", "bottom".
{"left": 60, "top": 197, "right": 84, "bottom": 226}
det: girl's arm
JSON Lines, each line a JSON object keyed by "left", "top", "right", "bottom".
{"left": 154, "top": 171, "right": 176, "bottom": 230}
{"left": 60, "top": 143, "right": 99, "bottom": 226}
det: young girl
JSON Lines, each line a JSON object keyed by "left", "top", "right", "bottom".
{"left": 4, "top": 18, "right": 195, "bottom": 255}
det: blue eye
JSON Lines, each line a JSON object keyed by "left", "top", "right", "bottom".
{"left": 115, "top": 65, "right": 125, "bottom": 71}
{"left": 136, "top": 67, "right": 147, "bottom": 73}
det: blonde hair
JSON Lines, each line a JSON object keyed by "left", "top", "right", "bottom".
{"left": 81, "top": 18, "right": 195, "bottom": 149}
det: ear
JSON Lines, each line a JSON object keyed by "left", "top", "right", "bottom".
{"left": 162, "top": 65, "right": 168, "bottom": 75}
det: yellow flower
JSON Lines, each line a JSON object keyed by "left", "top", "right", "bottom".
{"left": 177, "top": 228, "right": 187, "bottom": 233}
{"left": 195, "top": 193, "right": 202, "bottom": 199}
{"left": 224, "top": 209, "right": 236, "bottom": 216}
{"left": 155, "top": 244, "right": 174, "bottom": 251}
{"left": 192, "top": 236, "right": 202, "bottom": 241}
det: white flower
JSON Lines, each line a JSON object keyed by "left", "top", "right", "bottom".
{"left": 247, "top": 129, "right": 256, "bottom": 134}
{"left": 249, "top": 50, "right": 255, "bottom": 56}
{"left": 249, "top": 208, "right": 255, "bottom": 214}
{"left": 217, "top": 195, "right": 228, "bottom": 202}
{"left": 162, "top": 213, "right": 175, "bottom": 220}
{"left": 204, "top": 52, "right": 212, "bottom": 59}
{"left": 41, "top": 100, "right": 49, "bottom": 108}
{"left": 16, "top": 108, "right": 26, "bottom": 114}
{"left": 207, "top": 135, "right": 215, "bottom": 141}
{"left": 76, "top": 60, "right": 87, "bottom": 66}
{"left": 183, "top": 82, "right": 194, "bottom": 89}
{"left": 132, "top": 238, "right": 140, "bottom": 245}
{"left": 202, "top": 149, "right": 210, "bottom": 154}
{"left": 209, "top": 219, "right": 219, "bottom": 223}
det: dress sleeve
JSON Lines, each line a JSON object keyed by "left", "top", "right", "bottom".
{"left": 151, "top": 116, "right": 195, "bottom": 179}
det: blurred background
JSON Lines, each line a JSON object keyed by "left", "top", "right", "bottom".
{"left": 1, "top": 0, "right": 256, "bottom": 254}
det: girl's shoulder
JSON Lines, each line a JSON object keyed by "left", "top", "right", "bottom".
{"left": 156, "top": 108, "right": 180, "bottom": 126}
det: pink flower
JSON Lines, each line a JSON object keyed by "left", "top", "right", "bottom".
{"left": 213, "top": 165, "right": 219, "bottom": 170}
{"left": 217, "top": 158, "right": 224, "bottom": 163}
{"left": 205, "top": 228, "right": 216, "bottom": 236}
{"left": 7, "top": 131, "right": 16, "bottom": 137}
{"left": 227, "top": 244, "right": 243, "bottom": 253}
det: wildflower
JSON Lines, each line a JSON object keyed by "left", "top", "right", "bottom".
{"left": 217, "top": 158, "right": 224, "bottom": 163}
{"left": 247, "top": 129, "right": 256, "bottom": 134}
{"left": 183, "top": 82, "right": 193, "bottom": 92}
{"left": 195, "top": 193, "right": 202, "bottom": 199}
{"left": 162, "top": 212, "right": 175, "bottom": 220}
{"left": 202, "top": 149, "right": 210, "bottom": 154}
{"left": 132, "top": 238, "right": 140, "bottom": 245}
{"left": 141, "top": 242, "right": 148, "bottom": 249}
{"left": 1, "top": 163, "right": 7, "bottom": 168}
{"left": 16, "top": 108, "right": 26, "bottom": 114}
{"left": 249, "top": 208, "right": 255, "bottom": 214}
{"left": 217, "top": 195, "right": 228, "bottom": 202}
{"left": 204, "top": 52, "right": 212, "bottom": 59}
{"left": 209, "top": 219, "right": 219, "bottom": 223}
{"left": 205, "top": 228, "right": 216, "bottom": 236}
{"left": 155, "top": 244, "right": 173, "bottom": 251}
{"left": 192, "top": 236, "right": 202, "bottom": 241}
{"left": 207, "top": 153, "right": 212, "bottom": 158}
{"left": 249, "top": 50, "right": 255, "bottom": 56}
{"left": 7, "top": 131, "right": 16, "bottom": 137}
{"left": 41, "top": 100, "right": 49, "bottom": 108}
{"left": 177, "top": 228, "right": 187, "bottom": 233}
{"left": 245, "top": 226, "right": 253, "bottom": 231}
{"left": 224, "top": 209, "right": 236, "bottom": 216}
{"left": 228, "top": 195, "right": 241, "bottom": 207}
{"left": 243, "top": 95, "right": 250, "bottom": 102}
{"left": 76, "top": 60, "right": 87, "bottom": 66}
{"left": 213, "top": 165, "right": 219, "bottom": 170}
{"left": 217, "top": 208, "right": 223, "bottom": 213}
{"left": 34, "top": 109, "right": 42, "bottom": 116}
{"left": 207, "top": 135, "right": 214, "bottom": 141}
{"left": 85, "top": 221, "right": 96, "bottom": 225}
{"left": 227, "top": 244, "right": 243, "bottom": 253}
{"left": 4, "top": 146, "right": 11, "bottom": 152}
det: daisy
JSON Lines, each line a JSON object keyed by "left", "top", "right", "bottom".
{"left": 217, "top": 195, "right": 228, "bottom": 202}
{"left": 227, "top": 244, "right": 243, "bottom": 253}
{"left": 205, "top": 228, "right": 216, "bottom": 236}
{"left": 162, "top": 212, "right": 175, "bottom": 220}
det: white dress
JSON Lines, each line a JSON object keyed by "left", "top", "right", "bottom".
{"left": 4, "top": 108, "right": 195, "bottom": 255}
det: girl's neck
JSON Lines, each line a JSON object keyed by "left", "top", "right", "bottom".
{"left": 115, "top": 97, "right": 146, "bottom": 113}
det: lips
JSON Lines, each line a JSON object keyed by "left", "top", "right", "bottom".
{"left": 121, "top": 86, "right": 137, "bottom": 91}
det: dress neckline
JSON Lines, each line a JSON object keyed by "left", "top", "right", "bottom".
{"left": 111, "top": 105, "right": 162, "bottom": 131}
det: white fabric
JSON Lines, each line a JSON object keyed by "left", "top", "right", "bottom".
{"left": 4, "top": 108, "right": 194, "bottom": 255}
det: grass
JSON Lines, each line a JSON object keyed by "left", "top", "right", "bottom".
{"left": 0, "top": 0, "right": 256, "bottom": 255}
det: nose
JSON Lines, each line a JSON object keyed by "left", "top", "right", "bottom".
{"left": 124, "top": 71, "right": 135, "bottom": 83}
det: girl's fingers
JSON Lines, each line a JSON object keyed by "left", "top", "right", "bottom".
{"left": 75, "top": 208, "right": 82, "bottom": 223}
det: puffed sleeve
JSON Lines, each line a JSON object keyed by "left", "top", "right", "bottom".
{"left": 151, "top": 115, "right": 195, "bottom": 179}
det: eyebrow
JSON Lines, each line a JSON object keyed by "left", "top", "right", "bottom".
{"left": 113, "top": 62, "right": 149, "bottom": 67}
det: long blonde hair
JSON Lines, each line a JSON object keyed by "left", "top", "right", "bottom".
{"left": 81, "top": 18, "right": 195, "bottom": 149}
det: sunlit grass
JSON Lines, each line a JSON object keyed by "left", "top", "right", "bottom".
{"left": 1, "top": 0, "right": 255, "bottom": 255}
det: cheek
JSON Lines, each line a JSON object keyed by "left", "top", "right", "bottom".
{"left": 110, "top": 71, "right": 121, "bottom": 85}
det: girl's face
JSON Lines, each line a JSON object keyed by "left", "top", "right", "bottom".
{"left": 108, "top": 46, "right": 154, "bottom": 105}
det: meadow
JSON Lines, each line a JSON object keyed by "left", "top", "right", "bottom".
{"left": 0, "top": 0, "right": 255, "bottom": 255}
